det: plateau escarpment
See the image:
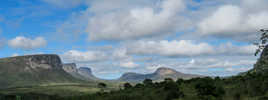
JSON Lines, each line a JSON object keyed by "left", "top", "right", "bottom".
{"left": 0, "top": 54, "right": 79, "bottom": 88}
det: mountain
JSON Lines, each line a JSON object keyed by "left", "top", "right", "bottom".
{"left": 0, "top": 54, "right": 79, "bottom": 89}
{"left": 63, "top": 64, "right": 99, "bottom": 81}
{"left": 119, "top": 67, "right": 202, "bottom": 82}
{"left": 62, "top": 63, "right": 88, "bottom": 80}
{"left": 78, "top": 67, "right": 99, "bottom": 80}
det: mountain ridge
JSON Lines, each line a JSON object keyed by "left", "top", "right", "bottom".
{"left": 0, "top": 54, "right": 80, "bottom": 89}
{"left": 62, "top": 63, "right": 99, "bottom": 81}
{"left": 119, "top": 67, "right": 203, "bottom": 82}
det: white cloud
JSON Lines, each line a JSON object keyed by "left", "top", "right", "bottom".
{"left": 127, "top": 40, "right": 214, "bottom": 57}
{"left": 11, "top": 53, "right": 19, "bottom": 57}
{"left": 112, "top": 48, "right": 129, "bottom": 59}
{"left": 198, "top": 5, "right": 243, "bottom": 35}
{"left": 126, "top": 40, "right": 256, "bottom": 57}
{"left": 197, "top": 3, "right": 268, "bottom": 41}
{"left": 8, "top": 36, "right": 47, "bottom": 50}
{"left": 241, "top": 0, "right": 268, "bottom": 13}
{"left": 87, "top": 0, "right": 186, "bottom": 40}
{"left": 144, "top": 57, "right": 256, "bottom": 76}
{"left": 119, "top": 60, "right": 138, "bottom": 68}
{"left": 217, "top": 42, "right": 257, "bottom": 56}
{"left": 62, "top": 50, "right": 108, "bottom": 63}
{"left": 42, "top": 0, "right": 84, "bottom": 8}
{"left": 44, "top": 0, "right": 266, "bottom": 78}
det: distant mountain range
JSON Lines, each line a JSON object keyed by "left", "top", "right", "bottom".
{"left": 0, "top": 54, "right": 206, "bottom": 88}
{"left": 118, "top": 67, "right": 203, "bottom": 82}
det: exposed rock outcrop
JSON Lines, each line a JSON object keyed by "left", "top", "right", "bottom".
{"left": 62, "top": 64, "right": 99, "bottom": 81}
{"left": 0, "top": 54, "right": 79, "bottom": 88}
{"left": 78, "top": 67, "right": 98, "bottom": 80}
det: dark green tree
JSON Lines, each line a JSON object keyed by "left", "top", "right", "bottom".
{"left": 98, "top": 82, "right": 107, "bottom": 92}
{"left": 254, "top": 29, "right": 268, "bottom": 56}
{"left": 143, "top": 79, "right": 153, "bottom": 86}
{"left": 98, "top": 82, "right": 107, "bottom": 88}
{"left": 123, "top": 82, "right": 132, "bottom": 89}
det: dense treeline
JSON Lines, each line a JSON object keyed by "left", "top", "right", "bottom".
{"left": 1, "top": 71, "right": 268, "bottom": 100}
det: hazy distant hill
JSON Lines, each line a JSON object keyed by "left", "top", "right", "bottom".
{"left": 0, "top": 54, "right": 80, "bottom": 89}
{"left": 119, "top": 67, "right": 202, "bottom": 82}
{"left": 63, "top": 63, "right": 99, "bottom": 81}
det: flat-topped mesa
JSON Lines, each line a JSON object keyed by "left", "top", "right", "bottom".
{"left": 0, "top": 54, "right": 79, "bottom": 88}
{"left": 78, "top": 67, "right": 99, "bottom": 80}
{"left": 2, "top": 54, "right": 63, "bottom": 70}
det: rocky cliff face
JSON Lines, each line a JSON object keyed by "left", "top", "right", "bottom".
{"left": 119, "top": 67, "right": 202, "bottom": 82}
{"left": 0, "top": 54, "right": 78, "bottom": 88}
{"left": 154, "top": 67, "right": 178, "bottom": 76}
{"left": 6, "top": 54, "right": 63, "bottom": 71}
{"left": 62, "top": 64, "right": 99, "bottom": 81}
{"left": 63, "top": 63, "right": 78, "bottom": 73}
{"left": 78, "top": 67, "right": 98, "bottom": 80}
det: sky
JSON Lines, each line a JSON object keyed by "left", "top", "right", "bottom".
{"left": 0, "top": 0, "right": 267, "bottom": 79}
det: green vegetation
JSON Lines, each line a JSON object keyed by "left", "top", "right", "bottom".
{"left": 1, "top": 73, "right": 268, "bottom": 100}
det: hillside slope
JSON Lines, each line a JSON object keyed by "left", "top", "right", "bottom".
{"left": 0, "top": 54, "right": 80, "bottom": 89}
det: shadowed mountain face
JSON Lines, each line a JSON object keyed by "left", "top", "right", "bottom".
{"left": 63, "top": 64, "right": 99, "bottom": 81}
{"left": 119, "top": 67, "right": 202, "bottom": 82}
{"left": 63, "top": 63, "right": 87, "bottom": 80}
{"left": 78, "top": 67, "right": 98, "bottom": 80}
{"left": 0, "top": 54, "right": 79, "bottom": 89}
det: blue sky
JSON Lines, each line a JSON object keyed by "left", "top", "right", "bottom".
{"left": 0, "top": 0, "right": 267, "bottom": 79}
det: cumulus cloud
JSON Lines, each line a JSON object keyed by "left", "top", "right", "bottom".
{"left": 112, "top": 48, "right": 129, "bottom": 59}
{"left": 144, "top": 57, "right": 256, "bottom": 76}
{"left": 8, "top": 36, "right": 47, "bottom": 50}
{"left": 87, "top": 0, "right": 186, "bottom": 40}
{"left": 217, "top": 42, "right": 257, "bottom": 55}
{"left": 45, "top": 0, "right": 265, "bottom": 78}
{"left": 127, "top": 40, "right": 213, "bottom": 57}
{"left": 126, "top": 40, "right": 256, "bottom": 57}
{"left": 62, "top": 50, "right": 108, "bottom": 63}
{"left": 42, "top": 0, "right": 84, "bottom": 8}
{"left": 119, "top": 60, "right": 138, "bottom": 68}
{"left": 198, "top": 1, "right": 268, "bottom": 41}
{"left": 62, "top": 49, "right": 138, "bottom": 68}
